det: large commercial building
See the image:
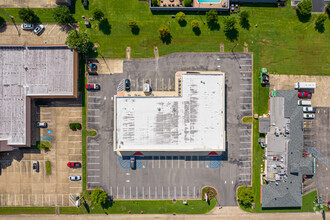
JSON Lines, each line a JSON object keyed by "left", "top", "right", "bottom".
{"left": 114, "top": 71, "right": 225, "bottom": 156}
{"left": 260, "top": 90, "right": 314, "bottom": 208}
{"left": 0, "top": 45, "right": 78, "bottom": 152}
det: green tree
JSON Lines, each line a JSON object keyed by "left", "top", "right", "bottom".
{"left": 237, "top": 185, "right": 254, "bottom": 209}
{"left": 184, "top": 0, "right": 192, "bottom": 7}
{"left": 65, "top": 30, "right": 92, "bottom": 54}
{"left": 93, "top": 8, "right": 104, "bottom": 21}
{"left": 18, "top": 8, "right": 38, "bottom": 23}
{"left": 315, "top": 14, "right": 327, "bottom": 26}
{"left": 206, "top": 9, "right": 218, "bottom": 25}
{"left": 176, "top": 12, "right": 185, "bottom": 23}
{"left": 239, "top": 11, "right": 249, "bottom": 24}
{"left": 0, "top": 16, "right": 4, "bottom": 27}
{"left": 224, "top": 17, "right": 237, "bottom": 32}
{"left": 53, "top": 6, "right": 74, "bottom": 25}
{"left": 151, "top": 0, "right": 159, "bottom": 6}
{"left": 191, "top": 20, "right": 199, "bottom": 29}
{"left": 91, "top": 187, "right": 108, "bottom": 205}
{"left": 296, "top": 0, "right": 313, "bottom": 18}
{"left": 327, "top": 2, "right": 330, "bottom": 14}
{"left": 158, "top": 25, "right": 170, "bottom": 38}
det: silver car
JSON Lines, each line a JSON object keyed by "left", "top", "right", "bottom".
{"left": 33, "top": 24, "right": 44, "bottom": 35}
{"left": 69, "top": 175, "right": 81, "bottom": 181}
{"left": 21, "top": 24, "right": 34, "bottom": 30}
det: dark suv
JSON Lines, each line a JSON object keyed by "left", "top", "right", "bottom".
{"left": 130, "top": 157, "right": 136, "bottom": 170}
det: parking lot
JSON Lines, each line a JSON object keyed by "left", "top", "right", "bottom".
{"left": 0, "top": 23, "right": 72, "bottom": 45}
{"left": 86, "top": 53, "right": 253, "bottom": 206}
{"left": 0, "top": 103, "right": 83, "bottom": 207}
{"left": 303, "top": 107, "right": 330, "bottom": 203}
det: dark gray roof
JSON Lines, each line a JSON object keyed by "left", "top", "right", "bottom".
{"left": 262, "top": 90, "right": 314, "bottom": 208}
{"left": 259, "top": 117, "right": 270, "bottom": 134}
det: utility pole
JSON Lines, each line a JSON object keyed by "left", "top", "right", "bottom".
{"left": 0, "top": 9, "right": 14, "bottom": 19}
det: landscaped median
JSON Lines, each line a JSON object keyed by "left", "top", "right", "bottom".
{"left": 59, "top": 199, "right": 216, "bottom": 214}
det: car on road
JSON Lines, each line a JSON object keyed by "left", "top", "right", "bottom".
{"left": 85, "top": 83, "right": 100, "bottom": 90}
{"left": 33, "top": 24, "right": 45, "bottom": 35}
{"left": 69, "top": 175, "right": 81, "bottom": 181}
{"left": 298, "top": 92, "right": 311, "bottom": 98}
{"left": 67, "top": 162, "right": 81, "bottom": 168}
{"left": 130, "top": 157, "right": 136, "bottom": 169}
{"left": 303, "top": 107, "right": 315, "bottom": 113}
{"left": 303, "top": 113, "right": 315, "bottom": 119}
{"left": 21, "top": 24, "right": 34, "bottom": 30}
{"left": 328, "top": 201, "right": 330, "bottom": 211}
{"left": 33, "top": 161, "right": 39, "bottom": 172}
{"left": 36, "top": 122, "right": 48, "bottom": 128}
{"left": 125, "top": 79, "right": 131, "bottom": 91}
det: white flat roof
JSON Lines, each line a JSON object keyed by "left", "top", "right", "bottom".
{"left": 115, "top": 73, "right": 225, "bottom": 151}
{"left": 0, "top": 45, "right": 75, "bottom": 146}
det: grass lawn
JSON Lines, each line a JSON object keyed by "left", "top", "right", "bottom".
{"left": 0, "top": 207, "right": 55, "bottom": 214}
{"left": 60, "top": 199, "right": 216, "bottom": 214}
{"left": 242, "top": 116, "right": 253, "bottom": 124}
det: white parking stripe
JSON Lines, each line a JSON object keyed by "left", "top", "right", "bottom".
{"left": 88, "top": 163, "right": 100, "bottom": 165}
{"left": 240, "top": 90, "right": 252, "bottom": 92}
{"left": 69, "top": 116, "right": 81, "bottom": 118}
{"left": 68, "top": 110, "right": 81, "bottom": 113}
{"left": 88, "top": 169, "right": 100, "bottom": 171}
{"left": 240, "top": 109, "right": 252, "bottom": 111}
{"left": 89, "top": 102, "right": 101, "bottom": 105}
{"left": 88, "top": 143, "right": 99, "bottom": 146}
{"left": 88, "top": 96, "right": 101, "bottom": 98}
{"left": 69, "top": 154, "right": 81, "bottom": 156}
{"left": 88, "top": 150, "right": 100, "bottom": 152}
{"left": 88, "top": 176, "right": 100, "bottom": 178}
{"left": 240, "top": 148, "right": 251, "bottom": 150}
{"left": 89, "top": 156, "right": 100, "bottom": 158}
{"left": 89, "top": 182, "right": 100, "bottom": 184}
{"left": 88, "top": 109, "right": 100, "bottom": 111}
{"left": 88, "top": 122, "right": 100, "bottom": 124}
{"left": 88, "top": 115, "right": 100, "bottom": 117}
{"left": 69, "top": 141, "right": 81, "bottom": 143}
{"left": 240, "top": 141, "right": 251, "bottom": 143}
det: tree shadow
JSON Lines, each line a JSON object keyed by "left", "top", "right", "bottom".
{"left": 83, "top": 201, "right": 90, "bottom": 213}
{"left": 160, "top": 33, "right": 172, "bottom": 44}
{"left": 225, "top": 28, "right": 239, "bottom": 42}
{"left": 99, "top": 18, "right": 111, "bottom": 35}
{"left": 179, "top": 20, "right": 187, "bottom": 27}
{"left": 297, "top": 12, "right": 311, "bottom": 23}
{"left": 315, "top": 23, "right": 325, "bottom": 33}
{"left": 240, "top": 19, "right": 250, "bottom": 30}
{"left": 193, "top": 27, "right": 201, "bottom": 36}
{"left": 207, "top": 21, "right": 220, "bottom": 31}
{"left": 131, "top": 26, "right": 140, "bottom": 35}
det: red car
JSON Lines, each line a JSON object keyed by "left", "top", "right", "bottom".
{"left": 85, "top": 83, "right": 100, "bottom": 90}
{"left": 67, "top": 162, "right": 81, "bottom": 168}
{"left": 328, "top": 201, "right": 330, "bottom": 211}
{"left": 298, "top": 92, "right": 310, "bottom": 98}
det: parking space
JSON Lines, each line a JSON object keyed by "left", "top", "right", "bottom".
{"left": 0, "top": 23, "right": 73, "bottom": 45}
{"left": 0, "top": 105, "right": 82, "bottom": 207}
{"left": 86, "top": 53, "right": 253, "bottom": 205}
{"left": 303, "top": 107, "right": 330, "bottom": 203}
{"left": 0, "top": 0, "right": 56, "bottom": 8}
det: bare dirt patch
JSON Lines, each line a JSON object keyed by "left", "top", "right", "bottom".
{"left": 269, "top": 74, "right": 330, "bottom": 107}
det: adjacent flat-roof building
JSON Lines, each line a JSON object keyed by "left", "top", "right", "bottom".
{"left": 114, "top": 72, "right": 225, "bottom": 155}
{"left": 261, "top": 90, "right": 314, "bottom": 208}
{"left": 0, "top": 45, "right": 78, "bottom": 152}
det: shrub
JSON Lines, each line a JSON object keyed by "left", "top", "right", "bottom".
{"left": 327, "top": 2, "right": 330, "bottom": 14}
{"left": 315, "top": 14, "right": 327, "bottom": 26}
{"left": 128, "top": 19, "right": 137, "bottom": 28}
{"left": 191, "top": 20, "right": 199, "bottom": 29}
{"left": 237, "top": 185, "right": 254, "bottom": 209}
{"left": 206, "top": 9, "right": 218, "bottom": 24}
{"left": 0, "top": 16, "right": 4, "bottom": 27}
{"left": 46, "top": 161, "right": 51, "bottom": 175}
{"left": 239, "top": 11, "right": 249, "bottom": 22}
{"left": 176, "top": 12, "right": 185, "bottom": 23}
{"left": 151, "top": 0, "right": 159, "bottom": 6}
{"left": 93, "top": 8, "right": 104, "bottom": 21}
{"left": 18, "top": 8, "right": 38, "bottom": 23}
{"left": 296, "top": 0, "right": 313, "bottom": 18}
{"left": 53, "top": 5, "right": 74, "bottom": 25}
{"left": 184, "top": 0, "right": 192, "bottom": 7}
{"left": 69, "top": 123, "right": 82, "bottom": 130}
{"left": 91, "top": 187, "right": 108, "bottom": 205}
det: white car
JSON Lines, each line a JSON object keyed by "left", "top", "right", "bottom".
{"left": 69, "top": 175, "right": 81, "bottom": 181}
{"left": 21, "top": 24, "right": 34, "bottom": 30}
{"left": 303, "top": 114, "right": 315, "bottom": 119}
{"left": 303, "top": 107, "right": 315, "bottom": 113}
{"left": 33, "top": 24, "right": 44, "bottom": 35}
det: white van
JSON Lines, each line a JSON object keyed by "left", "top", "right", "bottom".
{"left": 294, "top": 82, "right": 316, "bottom": 89}
{"left": 298, "top": 100, "right": 312, "bottom": 106}
{"left": 303, "top": 107, "right": 315, "bottom": 113}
